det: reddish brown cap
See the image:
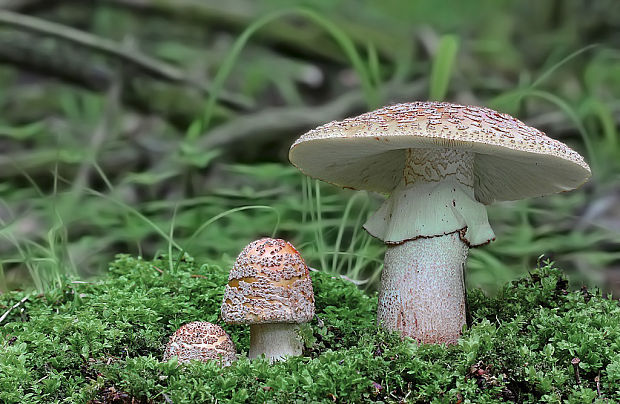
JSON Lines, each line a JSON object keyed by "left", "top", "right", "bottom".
{"left": 163, "top": 321, "right": 236, "bottom": 366}
{"left": 221, "top": 238, "right": 315, "bottom": 325}
{"left": 289, "top": 101, "right": 591, "bottom": 204}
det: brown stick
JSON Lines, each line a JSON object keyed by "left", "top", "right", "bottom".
{"left": 0, "top": 10, "right": 185, "bottom": 82}
{"left": 199, "top": 80, "right": 426, "bottom": 150}
{"left": 0, "top": 11, "right": 250, "bottom": 110}
{"left": 0, "top": 33, "right": 236, "bottom": 128}
{"left": 0, "top": 0, "right": 48, "bottom": 10}
{"left": 95, "top": 0, "right": 397, "bottom": 64}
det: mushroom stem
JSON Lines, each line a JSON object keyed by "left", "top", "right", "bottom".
{"left": 249, "top": 323, "right": 302, "bottom": 362}
{"left": 378, "top": 233, "right": 468, "bottom": 343}
{"left": 370, "top": 147, "right": 488, "bottom": 343}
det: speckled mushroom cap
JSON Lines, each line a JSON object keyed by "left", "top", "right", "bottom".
{"left": 163, "top": 322, "right": 236, "bottom": 366}
{"left": 221, "top": 238, "right": 315, "bottom": 325}
{"left": 289, "top": 101, "right": 591, "bottom": 204}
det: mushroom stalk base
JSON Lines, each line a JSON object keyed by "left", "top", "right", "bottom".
{"left": 249, "top": 323, "right": 302, "bottom": 362}
{"left": 371, "top": 147, "right": 489, "bottom": 344}
{"left": 378, "top": 233, "right": 468, "bottom": 344}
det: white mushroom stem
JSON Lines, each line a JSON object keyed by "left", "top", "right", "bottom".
{"left": 379, "top": 233, "right": 468, "bottom": 344}
{"left": 370, "top": 147, "right": 490, "bottom": 344}
{"left": 249, "top": 323, "right": 303, "bottom": 362}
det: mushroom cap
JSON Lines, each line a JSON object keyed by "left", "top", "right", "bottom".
{"left": 289, "top": 101, "right": 591, "bottom": 204}
{"left": 221, "top": 238, "right": 315, "bottom": 325}
{"left": 163, "top": 321, "right": 236, "bottom": 365}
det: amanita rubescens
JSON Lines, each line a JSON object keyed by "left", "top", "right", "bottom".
{"left": 221, "top": 238, "right": 315, "bottom": 361}
{"left": 289, "top": 101, "right": 591, "bottom": 344}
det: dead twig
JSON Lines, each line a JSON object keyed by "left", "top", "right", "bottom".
{"left": 0, "top": 33, "right": 235, "bottom": 128}
{"left": 0, "top": 10, "right": 251, "bottom": 110}
{"left": 96, "top": 0, "right": 397, "bottom": 64}
{"left": 0, "top": 33, "right": 111, "bottom": 91}
{"left": 0, "top": 0, "right": 48, "bottom": 10}
{"left": 199, "top": 80, "right": 426, "bottom": 150}
{"left": 0, "top": 147, "right": 139, "bottom": 179}
{"left": 0, "top": 10, "right": 183, "bottom": 81}
{"left": 0, "top": 295, "right": 29, "bottom": 324}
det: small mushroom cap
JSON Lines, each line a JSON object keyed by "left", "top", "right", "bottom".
{"left": 163, "top": 321, "right": 236, "bottom": 366}
{"left": 289, "top": 101, "right": 591, "bottom": 204}
{"left": 221, "top": 238, "right": 315, "bottom": 325}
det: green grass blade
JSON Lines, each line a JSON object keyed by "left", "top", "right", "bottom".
{"left": 171, "top": 205, "right": 281, "bottom": 273}
{"left": 528, "top": 89, "right": 597, "bottom": 171}
{"left": 531, "top": 44, "right": 598, "bottom": 88}
{"left": 195, "top": 7, "right": 377, "bottom": 136}
{"left": 331, "top": 192, "right": 358, "bottom": 273}
{"left": 87, "top": 190, "right": 183, "bottom": 251}
{"left": 367, "top": 42, "right": 381, "bottom": 88}
{"left": 429, "top": 34, "right": 459, "bottom": 101}
{"left": 186, "top": 205, "right": 280, "bottom": 246}
{"left": 168, "top": 204, "right": 178, "bottom": 273}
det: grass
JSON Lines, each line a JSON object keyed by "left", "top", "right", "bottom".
{"left": 429, "top": 34, "right": 460, "bottom": 101}
{"left": 1, "top": 255, "right": 618, "bottom": 402}
{"left": 0, "top": 0, "right": 618, "bottom": 298}
{"left": 195, "top": 6, "right": 381, "bottom": 134}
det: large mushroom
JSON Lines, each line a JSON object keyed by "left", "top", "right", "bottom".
{"left": 221, "top": 238, "right": 315, "bottom": 362}
{"left": 289, "top": 101, "right": 591, "bottom": 344}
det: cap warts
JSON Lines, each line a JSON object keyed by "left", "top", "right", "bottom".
{"left": 221, "top": 238, "right": 315, "bottom": 325}
{"left": 163, "top": 321, "right": 236, "bottom": 366}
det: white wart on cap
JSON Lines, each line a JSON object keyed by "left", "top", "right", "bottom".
{"left": 289, "top": 101, "right": 591, "bottom": 344}
{"left": 221, "top": 238, "right": 315, "bottom": 361}
{"left": 163, "top": 321, "right": 236, "bottom": 366}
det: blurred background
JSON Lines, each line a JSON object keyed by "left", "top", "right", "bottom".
{"left": 0, "top": 0, "right": 618, "bottom": 296}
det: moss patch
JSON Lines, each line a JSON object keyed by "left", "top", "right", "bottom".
{"left": 1, "top": 255, "right": 619, "bottom": 403}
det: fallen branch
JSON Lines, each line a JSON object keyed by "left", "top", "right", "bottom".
{"left": 200, "top": 80, "right": 426, "bottom": 150}
{"left": 0, "top": 10, "right": 251, "bottom": 110}
{"left": 0, "top": 10, "right": 184, "bottom": 81}
{"left": 0, "top": 33, "right": 111, "bottom": 91}
{"left": 0, "top": 146, "right": 139, "bottom": 179}
{"left": 0, "top": 10, "right": 183, "bottom": 81}
{"left": 0, "top": 33, "right": 235, "bottom": 126}
{"left": 96, "top": 0, "right": 396, "bottom": 64}
{"left": 0, "top": 0, "right": 47, "bottom": 10}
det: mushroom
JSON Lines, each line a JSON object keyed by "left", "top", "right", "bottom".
{"left": 221, "top": 238, "right": 315, "bottom": 362}
{"left": 289, "top": 101, "right": 591, "bottom": 344}
{"left": 163, "top": 321, "right": 236, "bottom": 366}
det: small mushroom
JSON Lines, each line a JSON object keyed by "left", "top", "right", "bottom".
{"left": 163, "top": 321, "right": 236, "bottom": 366}
{"left": 221, "top": 238, "right": 315, "bottom": 362}
{"left": 289, "top": 101, "right": 591, "bottom": 344}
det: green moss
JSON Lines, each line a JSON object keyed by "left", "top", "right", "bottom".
{"left": 1, "top": 256, "right": 618, "bottom": 403}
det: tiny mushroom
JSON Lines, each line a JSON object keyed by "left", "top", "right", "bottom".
{"left": 289, "top": 101, "right": 591, "bottom": 344}
{"left": 221, "top": 238, "right": 315, "bottom": 362}
{"left": 163, "top": 321, "right": 236, "bottom": 366}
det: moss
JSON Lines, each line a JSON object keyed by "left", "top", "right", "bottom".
{"left": 1, "top": 255, "right": 619, "bottom": 403}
